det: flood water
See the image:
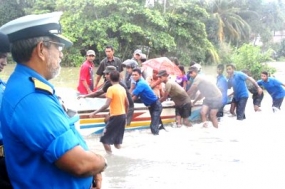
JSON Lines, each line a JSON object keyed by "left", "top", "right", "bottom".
{"left": 2, "top": 62, "right": 285, "bottom": 189}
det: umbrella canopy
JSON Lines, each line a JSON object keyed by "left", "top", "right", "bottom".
{"left": 142, "top": 57, "right": 182, "bottom": 76}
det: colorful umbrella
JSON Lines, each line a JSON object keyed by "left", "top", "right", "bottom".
{"left": 142, "top": 57, "right": 182, "bottom": 76}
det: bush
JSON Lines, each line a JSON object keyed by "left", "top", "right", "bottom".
{"left": 231, "top": 44, "right": 276, "bottom": 80}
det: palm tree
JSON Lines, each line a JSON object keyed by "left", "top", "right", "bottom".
{"left": 207, "top": 0, "right": 251, "bottom": 45}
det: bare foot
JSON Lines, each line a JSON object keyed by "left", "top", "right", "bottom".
{"left": 202, "top": 122, "right": 208, "bottom": 128}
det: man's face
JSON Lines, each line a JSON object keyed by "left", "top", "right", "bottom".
{"left": 45, "top": 40, "right": 64, "bottom": 80}
{"left": 0, "top": 53, "right": 8, "bottom": 72}
{"left": 105, "top": 48, "right": 114, "bottom": 58}
{"left": 105, "top": 72, "right": 110, "bottom": 81}
{"left": 133, "top": 53, "right": 141, "bottom": 61}
{"left": 261, "top": 73, "right": 268, "bottom": 81}
{"left": 159, "top": 75, "right": 168, "bottom": 83}
{"left": 217, "top": 68, "right": 223, "bottom": 75}
{"left": 126, "top": 66, "right": 133, "bottom": 74}
{"left": 152, "top": 70, "right": 159, "bottom": 79}
{"left": 189, "top": 70, "right": 197, "bottom": 78}
{"left": 86, "top": 54, "right": 95, "bottom": 62}
{"left": 226, "top": 66, "right": 234, "bottom": 76}
{"left": 132, "top": 71, "right": 141, "bottom": 81}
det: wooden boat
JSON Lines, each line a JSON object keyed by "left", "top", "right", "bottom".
{"left": 57, "top": 88, "right": 202, "bottom": 136}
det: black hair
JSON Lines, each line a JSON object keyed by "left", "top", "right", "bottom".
{"left": 217, "top": 64, "right": 224, "bottom": 72}
{"left": 178, "top": 65, "right": 185, "bottom": 74}
{"left": 110, "top": 70, "right": 120, "bottom": 82}
{"left": 105, "top": 45, "right": 114, "bottom": 51}
{"left": 226, "top": 63, "right": 236, "bottom": 70}
{"left": 261, "top": 71, "right": 268, "bottom": 76}
{"left": 132, "top": 68, "right": 142, "bottom": 75}
{"left": 190, "top": 61, "right": 197, "bottom": 67}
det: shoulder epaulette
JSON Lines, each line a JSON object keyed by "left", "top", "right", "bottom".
{"left": 30, "top": 77, "right": 54, "bottom": 95}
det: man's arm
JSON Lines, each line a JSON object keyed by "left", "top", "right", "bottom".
{"left": 82, "top": 80, "right": 92, "bottom": 94}
{"left": 186, "top": 84, "right": 198, "bottom": 98}
{"left": 90, "top": 98, "right": 111, "bottom": 117}
{"left": 125, "top": 96, "right": 129, "bottom": 114}
{"left": 78, "top": 89, "right": 105, "bottom": 99}
{"left": 150, "top": 79, "right": 161, "bottom": 89}
{"left": 94, "top": 75, "right": 102, "bottom": 89}
{"left": 55, "top": 146, "right": 106, "bottom": 177}
{"left": 159, "top": 91, "right": 169, "bottom": 102}
{"left": 247, "top": 76, "right": 262, "bottom": 95}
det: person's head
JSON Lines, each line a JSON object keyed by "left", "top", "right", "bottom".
{"left": 132, "top": 68, "right": 142, "bottom": 82}
{"left": 122, "top": 59, "right": 138, "bottom": 74}
{"left": 157, "top": 70, "right": 169, "bottom": 83}
{"left": 103, "top": 66, "right": 116, "bottom": 81}
{"left": 140, "top": 53, "right": 147, "bottom": 63}
{"left": 190, "top": 61, "right": 197, "bottom": 67}
{"left": 109, "top": 70, "right": 120, "bottom": 83}
{"left": 0, "top": 32, "right": 10, "bottom": 72}
{"left": 226, "top": 64, "right": 236, "bottom": 76}
{"left": 152, "top": 69, "right": 159, "bottom": 80}
{"left": 133, "top": 49, "right": 142, "bottom": 61}
{"left": 170, "top": 57, "right": 179, "bottom": 66}
{"left": 188, "top": 66, "right": 199, "bottom": 78}
{"left": 105, "top": 45, "right": 114, "bottom": 59}
{"left": 217, "top": 64, "right": 224, "bottom": 75}
{"left": 178, "top": 65, "right": 185, "bottom": 74}
{"left": 0, "top": 12, "right": 72, "bottom": 80}
{"left": 86, "top": 50, "right": 95, "bottom": 62}
{"left": 190, "top": 63, "right": 202, "bottom": 73}
{"left": 261, "top": 71, "right": 269, "bottom": 81}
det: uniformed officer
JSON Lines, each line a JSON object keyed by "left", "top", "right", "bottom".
{"left": 0, "top": 12, "right": 106, "bottom": 189}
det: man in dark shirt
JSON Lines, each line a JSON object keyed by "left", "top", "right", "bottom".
{"left": 79, "top": 66, "right": 134, "bottom": 125}
{"left": 94, "top": 46, "right": 123, "bottom": 89}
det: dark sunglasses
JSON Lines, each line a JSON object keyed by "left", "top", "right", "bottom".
{"left": 189, "top": 71, "right": 193, "bottom": 74}
{"left": 88, "top": 55, "right": 95, "bottom": 57}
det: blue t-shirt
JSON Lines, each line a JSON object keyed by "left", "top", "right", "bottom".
{"left": 228, "top": 71, "right": 249, "bottom": 101}
{"left": 0, "top": 64, "right": 92, "bottom": 189}
{"left": 216, "top": 74, "right": 228, "bottom": 105}
{"left": 0, "top": 79, "right": 6, "bottom": 145}
{"left": 132, "top": 78, "right": 158, "bottom": 106}
{"left": 257, "top": 77, "right": 285, "bottom": 99}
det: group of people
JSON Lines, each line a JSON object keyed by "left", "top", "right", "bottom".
{"left": 77, "top": 43, "right": 285, "bottom": 157}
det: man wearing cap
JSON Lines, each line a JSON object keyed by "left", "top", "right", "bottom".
{"left": 94, "top": 46, "right": 123, "bottom": 89}
{"left": 78, "top": 66, "right": 134, "bottom": 126}
{"left": 0, "top": 32, "right": 12, "bottom": 189}
{"left": 0, "top": 12, "right": 106, "bottom": 189}
{"left": 89, "top": 70, "right": 129, "bottom": 154}
{"left": 77, "top": 50, "right": 96, "bottom": 94}
{"left": 187, "top": 66, "right": 222, "bottom": 128}
{"left": 158, "top": 70, "right": 192, "bottom": 127}
{"left": 132, "top": 49, "right": 142, "bottom": 65}
{"left": 122, "top": 59, "right": 138, "bottom": 90}
{"left": 132, "top": 68, "right": 162, "bottom": 135}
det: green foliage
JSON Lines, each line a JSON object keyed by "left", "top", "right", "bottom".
{"left": 0, "top": 0, "right": 24, "bottom": 26}
{"left": 231, "top": 44, "right": 276, "bottom": 80}
{"left": 55, "top": 0, "right": 216, "bottom": 66}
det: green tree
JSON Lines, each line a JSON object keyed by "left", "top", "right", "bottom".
{"left": 0, "top": 0, "right": 24, "bottom": 26}
{"left": 231, "top": 44, "right": 275, "bottom": 80}
{"left": 55, "top": 0, "right": 217, "bottom": 66}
